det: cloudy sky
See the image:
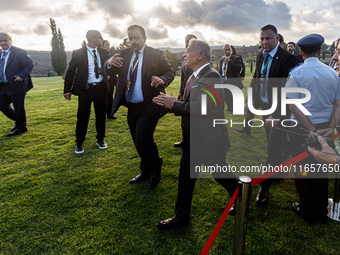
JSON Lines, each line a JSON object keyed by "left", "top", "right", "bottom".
{"left": 1, "top": 0, "right": 339, "bottom": 51}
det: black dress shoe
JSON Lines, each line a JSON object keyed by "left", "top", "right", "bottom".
{"left": 129, "top": 174, "right": 149, "bottom": 184}
{"left": 292, "top": 202, "right": 302, "bottom": 216}
{"left": 255, "top": 187, "right": 268, "bottom": 205}
{"left": 107, "top": 115, "right": 117, "bottom": 119}
{"left": 174, "top": 140, "right": 183, "bottom": 148}
{"left": 149, "top": 175, "right": 160, "bottom": 190}
{"left": 235, "top": 128, "right": 251, "bottom": 135}
{"left": 7, "top": 127, "right": 27, "bottom": 136}
{"left": 157, "top": 217, "right": 189, "bottom": 230}
{"left": 292, "top": 202, "right": 314, "bottom": 224}
{"left": 11, "top": 125, "right": 17, "bottom": 132}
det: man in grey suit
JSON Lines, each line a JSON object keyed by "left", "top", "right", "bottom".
{"left": 105, "top": 25, "right": 174, "bottom": 190}
{"left": 154, "top": 39, "right": 238, "bottom": 229}
{"left": 0, "top": 32, "right": 34, "bottom": 136}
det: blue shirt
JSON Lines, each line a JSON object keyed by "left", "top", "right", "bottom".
{"left": 1, "top": 46, "right": 12, "bottom": 83}
{"left": 285, "top": 57, "right": 340, "bottom": 124}
{"left": 126, "top": 45, "right": 145, "bottom": 103}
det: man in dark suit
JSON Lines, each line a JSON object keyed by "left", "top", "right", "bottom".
{"left": 64, "top": 30, "right": 110, "bottom": 154}
{"left": 154, "top": 39, "right": 238, "bottom": 229}
{"left": 0, "top": 32, "right": 34, "bottom": 136}
{"left": 218, "top": 44, "right": 244, "bottom": 112}
{"left": 329, "top": 38, "right": 340, "bottom": 69}
{"left": 238, "top": 25, "right": 298, "bottom": 205}
{"left": 101, "top": 40, "right": 117, "bottom": 119}
{"left": 105, "top": 25, "right": 175, "bottom": 190}
{"left": 174, "top": 34, "right": 196, "bottom": 148}
{"left": 287, "top": 42, "right": 304, "bottom": 64}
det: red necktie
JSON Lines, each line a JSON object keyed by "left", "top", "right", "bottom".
{"left": 184, "top": 74, "right": 195, "bottom": 99}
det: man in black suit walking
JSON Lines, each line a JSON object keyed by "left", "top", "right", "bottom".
{"left": 218, "top": 44, "right": 244, "bottom": 112}
{"left": 154, "top": 39, "right": 238, "bottom": 229}
{"left": 0, "top": 32, "right": 34, "bottom": 136}
{"left": 105, "top": 25, "right": 174, "bottom": 190}
{"left": 64, "top": 30, "right": 110, "bottom": 154}
{"left": 237, "top": 25, "right": 298, "bottom": 205}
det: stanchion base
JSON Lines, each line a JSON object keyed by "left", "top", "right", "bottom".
{"left": 327, "top": 198, "right": 340, "bottom": 222}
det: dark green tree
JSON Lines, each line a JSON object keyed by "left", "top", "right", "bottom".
{"left": 49, "top": 18, "right": 67, "bottom": 76}
{"left": 165, "top": 50, "right": 181, "bottom": 73}
{"left": 112, "top": 38, "right": 131, "bottom": 55}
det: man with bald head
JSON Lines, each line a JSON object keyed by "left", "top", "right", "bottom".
{"left": 64, "top": 30, "right": 111, "bottom": 154}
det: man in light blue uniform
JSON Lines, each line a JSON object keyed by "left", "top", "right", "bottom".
{"left": 285, "top": 34, "right": 340, "bottom": 223}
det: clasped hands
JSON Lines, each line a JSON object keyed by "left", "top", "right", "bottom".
{"left": 153, "top": 92, "right": 176, "bottom": 109}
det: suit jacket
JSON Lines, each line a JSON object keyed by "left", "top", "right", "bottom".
{"left": 218, "top": 55, "right": 244, "bottom": 89}
{"left": 172, "top": 64, "right": 230, "bottom": 155}
{"left": 251, "top": 46, "right": 298, "bottom": 118}
{"left": 178, "top": 56, "right": 193, "bottom": 99}
{"left": 64, "top": 47, "right": 110, "bottom": 95}
{"left": 4, "top": 46, "right": 34, "bottom": 95}
{"left": 105, "top": 45, "right": 175, "bottom": 113}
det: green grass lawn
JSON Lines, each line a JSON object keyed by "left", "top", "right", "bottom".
{"left": 0, "top": 76, "right": 339, "bottom": 254}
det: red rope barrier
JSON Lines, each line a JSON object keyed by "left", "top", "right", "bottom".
{"left": 201, "top": 186, "right": 239, "bottom": 255}
{"left": 201, "top": 132, "right": 340, "bottom": 253}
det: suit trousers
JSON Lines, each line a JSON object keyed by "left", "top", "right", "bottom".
{"left": 107, "top": 85, "right": 115, "bottom": 117}
{"left": 175, "top": 147, "right": 238, "bottom": 220}
{"left": 127, "top": 101, "right": 165, "bottom": 177}
{"left": 0, "top": 83, "right": 27, "bottom": 129}
{"left": 289, "top": 123, "right": 329, "bottom": 222}
{"left": 245, "top": 101, "right": 289, "bottom": 190}
{"left": 75, "top": 82, "right": 107, "bottom": 143}
{"left": 224, "top": 89, "right": 233, "bottom": 112}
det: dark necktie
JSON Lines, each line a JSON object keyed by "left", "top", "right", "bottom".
{"left": 126, "top": 51, "right": 140, "bottom": 103}
{"left": 93, "top": 50, "right": 99, "bottom": 79}
{"left": 261, "top": 52, "right": 270, "bottom": 97}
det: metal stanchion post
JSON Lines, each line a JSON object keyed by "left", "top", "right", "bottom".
{"left": 328, "top": 175, "right": 340, "bottom": 221}
{"left": 232, "top": 176, "right": 252, "bottom": 255}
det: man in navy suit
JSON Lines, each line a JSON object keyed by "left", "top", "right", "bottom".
{"left": 105, "top": 25, "right": 174, "bottom": 190}
{"left": 0, "top": 32, "right": 34, "bottom": 136}
{"left": 64, "top": 30, "right": 110, "bottom": 154}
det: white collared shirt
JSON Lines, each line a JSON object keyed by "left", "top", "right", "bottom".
{"left": 194, "top": 63, "right": 210, "bottom": 77}
{"left": 221, "top": 54, "right": 232, "bottom": 79}
{"left": 86, "top": 45, "right": 103, "bottom": 83}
